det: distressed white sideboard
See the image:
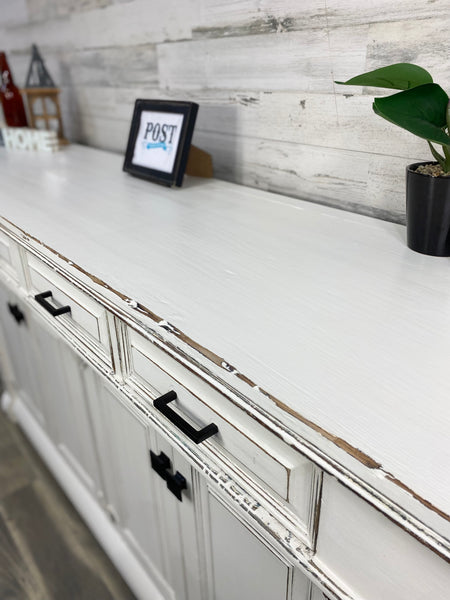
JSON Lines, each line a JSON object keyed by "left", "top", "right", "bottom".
{"left": 0, "top": 145, "right": 449, "bottom": 600}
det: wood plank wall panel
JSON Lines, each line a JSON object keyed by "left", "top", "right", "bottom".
{"left": 1, "top": 0, "right": 450, "bottom": 222}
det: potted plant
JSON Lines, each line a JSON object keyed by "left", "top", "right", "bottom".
{"left": 336, "top": 63, "right": 450, "bottom": 256}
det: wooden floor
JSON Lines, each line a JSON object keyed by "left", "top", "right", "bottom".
{"left": 0, "top": 405, "right": 136, "bottom": 600}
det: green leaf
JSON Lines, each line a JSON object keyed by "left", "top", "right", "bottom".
{"left": 336, "top": 63, "right": 433, "bottom": 90}
{"left": 372, "top": 83, "right": 450, "bottom": 145}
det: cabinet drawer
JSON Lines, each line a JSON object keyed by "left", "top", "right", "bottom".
{"left": 0, "top": 229, "right": 21, "bottom": 283}
{"left": 316, "top": 475, "right": 450, "bottom": 600}
{"left": 126, "top": 328, "right": 321, "bottom": 546}
{"left": 26, "top": 253, "right": 112, "bottom": 364}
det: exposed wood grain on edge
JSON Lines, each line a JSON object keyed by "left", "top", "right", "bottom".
{"left": 1, "top": 216, "right": 164, "bottom": 325}
{"left": 20, "top": 226, "right": 383, "bottom": 470}
{"left": 257, "top": 388, "right": 382, "bottom": 470}
{"left": 385, "top": 474, "right": 450, "bottom": 523}
{"left": 161, "top": 322, "right": 231, "bottom": 367}
{"left": 235, "top": 372, "right": 258, "bottom": 387}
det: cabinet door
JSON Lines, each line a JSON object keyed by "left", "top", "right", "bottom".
{"left": 310, "top": 585, "right": 331, "bottom": 600}
{"left": 202, "top": 490, "right": 311, "bottom": 600}
{"left": 0, "top": 282, "right": 47, "bottom": 427}
{"left": 30, "top": 315, "right": 102, "bottom": 497}
{"left": 87, "top": 379, "right": 174, "bottom": 599}
{"left": 149, "top": 433, "right": 204, "bottom": 600}
{"left": 87, "top": 378, "right": 206, "bottom": 600}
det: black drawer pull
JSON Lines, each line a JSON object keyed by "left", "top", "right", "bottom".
{"left": 34, "top": 291, "right": 71, "bottom": 317}
{"left": 153, "top": 391, "right": 218, "bottom": 444}
{"left": 8, "top": 302, "right": 25, "bottom": 325}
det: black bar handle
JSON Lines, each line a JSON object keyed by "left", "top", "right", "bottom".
{"left": 8, "top": 302, "right": 25, "bottom": 325}
{"left": 153, "top": 391, "right": 218, "bottom": 444}
{"left": 34, "top": 291, "right": 71, "bottom": 317}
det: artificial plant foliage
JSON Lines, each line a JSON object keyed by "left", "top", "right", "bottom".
{"left": 336, "top": 63, "right": 433, "bottom": 90}
{"left": 337, "top": 63, "right": 450, "bottom": 172}
{"left": 373, "top": 84, "right": 450, "bottom": 145}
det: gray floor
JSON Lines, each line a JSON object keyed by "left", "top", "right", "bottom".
{"left": 0, "top": 406, "right": 137, "bottom": 600}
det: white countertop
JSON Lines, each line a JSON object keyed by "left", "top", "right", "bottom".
{"left": 1, "top": 144, "right": 449, "bottom": 556}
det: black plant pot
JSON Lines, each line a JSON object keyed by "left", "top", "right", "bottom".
{"left": 406, "top": 162, "right": 450, "bottom": 256}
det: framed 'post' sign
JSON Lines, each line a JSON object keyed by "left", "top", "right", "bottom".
{"left": 123, "top": 99, "right": 199, "bottom": 187}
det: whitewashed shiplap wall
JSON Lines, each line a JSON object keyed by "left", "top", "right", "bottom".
{"left": 1, "top": 0, "right": 450, "bottom": 222}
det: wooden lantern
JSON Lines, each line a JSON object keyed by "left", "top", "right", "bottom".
{"left": 21, "top": 44, "right": 67, "bottom": 143}
{"left": 21, "top": 87, "right": 66, "bottom": 142}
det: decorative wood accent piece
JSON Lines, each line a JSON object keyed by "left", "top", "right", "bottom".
{"left": 185, "top": 145, "right": 213, "bottom": 178}
{"left": 21, "top": 88, "right": 66, "bottom": 143}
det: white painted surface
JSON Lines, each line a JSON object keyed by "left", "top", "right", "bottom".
{"left": 0, "top": 282, "right": 47, "bottom": 427}
{"left": 128, "top": 326, "right": 316, "bottom": 521}
{"left": 26, "top": 251, "right": 112, "bottom": 360}
{"left": 87, "top": 378, "right": 174, "bottom": 599}
{"left": 1, "top": 144, "right": 449, "bottom": 546}
{"left": 317, "top": 474, "right": 450, "bottom": 600}
{"left": 0, "top": 229, "right": 19, "bottom": 283}
{"left": 34, "top": 321, "right": 102, "bottom": 495}
{"left": 152, "top": 431, "right": 204, "bottom": 600}
{"left": 5, "top": 393, "right": 165, "bottom": 600}
{"left": 207, "top": 494, "right": 299, "bottom": 600}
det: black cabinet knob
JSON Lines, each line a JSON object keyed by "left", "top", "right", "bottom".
{"left": 150, "top": 449, "right": 187, "bottom": 502}
{"left": 7, "top": 302, "right": 25, "bottom": 325}
{"left": 166, "top": 471, "right": 187, "bottom": 502}
{"left": 150, "top": 450, "right": 171, "bottom": 480}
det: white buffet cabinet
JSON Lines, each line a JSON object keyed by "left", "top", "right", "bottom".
{"left": 0, "top": 145, "right": 449, "bottom": 600}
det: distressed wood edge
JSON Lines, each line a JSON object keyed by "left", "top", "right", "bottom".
{"left": 0, "top": 217, "right": 449, "bottom": 563}
{"left": 126, "top": 341, "right": 294, "bottom": 497}
{"left": 122, "top": 388, "right": 354, "bottom": 600}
